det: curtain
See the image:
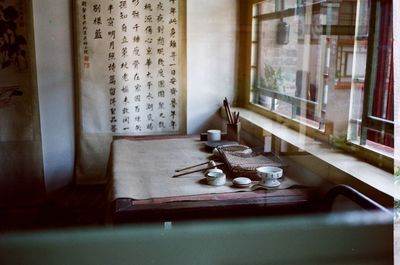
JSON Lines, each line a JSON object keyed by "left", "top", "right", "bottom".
{"left": 368, "top": 0, "right": 393, "bottom": 147}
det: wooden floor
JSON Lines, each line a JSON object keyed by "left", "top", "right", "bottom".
{"left": 0, "top": 185, "right": 108, "bottom": 233}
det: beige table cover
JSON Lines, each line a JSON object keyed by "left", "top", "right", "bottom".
{"left": 110, "top": 138, "right": 302, "bottom": 200}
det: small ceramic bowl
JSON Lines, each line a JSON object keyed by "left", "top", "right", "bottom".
{"left": 256, "top": 166, "right": 283, "bottom": 179}
{"left": 206, "top": 171, "right": 226, "bottom": 186}
{"left": 256, "top": 166, "right": 283, "bottom": 187}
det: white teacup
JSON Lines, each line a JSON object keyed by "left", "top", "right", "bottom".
{"left": 207, "top": 129, "right": 221, "bottom": 142}
{"left": 256, "top": 166, "right": 283, "bottom": 187}
{"left": 206, "top": 171, "right": 226, "bottom": 186}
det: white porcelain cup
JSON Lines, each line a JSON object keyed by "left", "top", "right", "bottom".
{"left": 256, "top": 166, "right": 283, "bottom": 187}
{"left": 206, "top": 171, "right": 226, "bottom": 186}
{"left": 207, "top": 129, "right": 221, "bottom": 142}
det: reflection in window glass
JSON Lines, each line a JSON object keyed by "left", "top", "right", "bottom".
{"left": 250, "top": 0, "right": 393, "bottom": 155}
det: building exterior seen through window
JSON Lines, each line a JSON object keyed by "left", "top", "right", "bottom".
{"left": 250, "top": 0, "right": 393, "bottom": 157}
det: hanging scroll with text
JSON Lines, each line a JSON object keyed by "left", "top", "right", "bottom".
{"left": 76, "top": 0, "right": 185, "bottom": 135}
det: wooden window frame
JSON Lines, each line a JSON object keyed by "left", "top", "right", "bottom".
{"left": 358, "top": 0, "right": 394, "bottom": 145}
{"left": 237, "top": 0, "right": 393, "bottom": 170}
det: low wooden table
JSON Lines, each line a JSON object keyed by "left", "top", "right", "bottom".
{"left": 112, "top": 189, "right": 320, "bottom": 223}
{"left": 109, "top": 136, "right": 321, "bottom": 224}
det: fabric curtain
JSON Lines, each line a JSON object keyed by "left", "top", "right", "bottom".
{"left": 368, "top": 0, "right": 393, "bottom": 147}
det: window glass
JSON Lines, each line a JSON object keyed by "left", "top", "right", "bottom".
{"left": 250, "top": 0, "right": 393, "bottom": 156}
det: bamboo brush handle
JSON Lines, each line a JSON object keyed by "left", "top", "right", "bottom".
{"left": 175, "top": 161, "right": 209, "bottom": 172}
{"left": 172, "top": 164, "right": 224, "bottom": 178}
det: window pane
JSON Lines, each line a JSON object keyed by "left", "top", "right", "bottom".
{"left": 348, "top": 0, "right": 370, "bottom": 140}
{"left": 250, "top": 0, "right": 393, "bottom": 155}
{"left": 251, "top": 0, "right": 360, "bottom": 130}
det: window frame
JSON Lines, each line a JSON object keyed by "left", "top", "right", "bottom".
{"left": 356, "top": 0, "right": 394, "bottom": 146}
{"left": 250, "top": 1, "right": 328, "bottom": 131}
{"left": 238, "top": 0, "right": 394, "bottom": 169}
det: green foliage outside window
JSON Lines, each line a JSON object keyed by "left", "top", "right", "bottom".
{"left": 259, "top": 64, "right": 284, "bottom": 92}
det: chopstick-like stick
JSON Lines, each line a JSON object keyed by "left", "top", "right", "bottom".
{"left": 235, "top": 112, "right": 240, "bottom": 124}
{"left": 223, "top": 99, "right": 232, "bottom": 124}
{"left": 172, "top": 163, "right": 224, "bottom": 178}
{"left": 224, "top": 97, "right": 234, "bottom": 124}
{"left": 227, "top": 102, "right": 234, "bottom": 124}
{"left": 175, "top": 161, "right": 209, "bottom": 172}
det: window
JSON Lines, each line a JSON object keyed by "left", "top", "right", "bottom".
{"left": 348, "top": 0, "right": 394, "bottom": 156}
{"left": 249, "top": 0, "right": 393, "bottom": 157}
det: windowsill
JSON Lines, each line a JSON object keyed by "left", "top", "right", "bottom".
{"left": 229, "top": 107, "right": 396, "bottom": 199}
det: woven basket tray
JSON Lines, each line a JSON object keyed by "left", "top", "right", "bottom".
{"left": 216, "top": 145, "right": 284, "bottom": 179}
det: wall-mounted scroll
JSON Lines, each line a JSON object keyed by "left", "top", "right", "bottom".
{"left": 0, "top": 0, "right": 44, "bottom": 204}
{"left": 0, "top": 0, "right": 35, "bottom": 141}
{"left": 75, "top": 0, "right": 186, "bottom": 184}
{"left": 76, "top": 0, "right": 186, "bottom": 135}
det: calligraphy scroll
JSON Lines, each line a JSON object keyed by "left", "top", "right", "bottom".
{"left": 75, "top": 0, "right": 186, "bottom": 183}
{"left": 77, "top": 0, "right": 186, "bottom": 135}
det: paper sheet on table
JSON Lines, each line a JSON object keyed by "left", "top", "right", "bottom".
{"left": 110, "top": 138, "right": 305, "bottom": 200}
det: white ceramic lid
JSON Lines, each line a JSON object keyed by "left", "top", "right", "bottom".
{"left": 205, "top": 168, "right": 223, "bottom": 176}
{"left": 206, "top": 171, "right": 225, "bottom": 179}
{"left": 232, "top": 177, "right": 252, "bottom": 186}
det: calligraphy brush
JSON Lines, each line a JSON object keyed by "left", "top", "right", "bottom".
{"left": 172, "top": 163, "right": 224, "bottom": 178}
{"left": 235, "top": 112, "right": 240, "bottom": 124}
{"left": 224, "top": 97, "right": 234, "bottom": 124}
{"left": 175, "top": 160, "right": 216, "bottom": 172}
{"left": 223, "top": 99, "right": 231, "bottom": 123}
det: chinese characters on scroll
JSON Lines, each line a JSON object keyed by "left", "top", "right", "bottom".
{"left": 78, "top": 0, "right": 180, "bottom": 134}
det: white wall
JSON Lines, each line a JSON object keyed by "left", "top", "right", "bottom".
{"left": 32, "top": 0, "right": 75, "bottom": 194}
{"left": 187, "top": 0, "right": 238, "bottom": 133}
